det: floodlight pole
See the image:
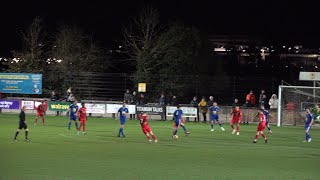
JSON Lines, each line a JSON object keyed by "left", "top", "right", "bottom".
{"left": 277, "top": 85, "right": 282, "bottom": 127}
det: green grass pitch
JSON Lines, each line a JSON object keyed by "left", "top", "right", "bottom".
{"left": 0, "top": 114, "right": 319, "bottom": 180}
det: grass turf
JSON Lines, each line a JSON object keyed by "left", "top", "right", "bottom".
{"left": 0, "top": 114, "right": 319, "bottom": 180}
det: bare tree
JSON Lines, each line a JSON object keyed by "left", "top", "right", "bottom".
{"left": 8, "top": 17, "right": 46, "bottom": 73}
{"left": 123, "top": 6, "right": 162, "bottom": 75}
{"left": 48, "top": 25, "right": 108, "bottom": 97}
{"left": 123, "top": 7, "right": 203, "bottom": 99}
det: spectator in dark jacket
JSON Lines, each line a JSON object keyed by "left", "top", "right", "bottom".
{"left": 232, "top": 98, "right": 239, "bottom": 108}
{"left": 130, "top": 91, "right": 138, "bottom": 120}
{"left": 123, "top": 89, "right": 131, "bottom": 104}
{"left": 207, "top": 96, "right": 214, "bottom": 107}
{"left": 190, "top": 96, "right": 199, "bottom": 122}
{"left": 51, "top": 91, "right": 60, "bottom": 116}
{"left": 139, "top": 93, "right": 147, "bottom": 105}
{"left": 63, "top": 92, "right": 71, "bottom": 116}
{"left": 170, "top": 95, "right": 178, "bottom": 106}
{"left": 259, "top": 90, "right": 267, "bottom": 107}
{"left": 159, "top": 94, "right": 167, "bottom": 120}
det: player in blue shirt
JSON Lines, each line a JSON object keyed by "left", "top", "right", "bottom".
{"left": 261, "top": 105, "right": 273, "bottom": 135}
{"left": 304, "top": 109, "right": 314, "bottom": 142}
{"left": 172, "top": 105, "right": 184, "bottom": 137}
{"left": 117, "top": 102, "right": 129, "bottom": 137}
{"left": 68, "top": 100, "right": 79, "bottom": 130}
{"left": 209, "top": 102, "right": 225, "bottom": 132}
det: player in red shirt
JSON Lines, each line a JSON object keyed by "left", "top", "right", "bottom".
{"left": 138, "top": 112, "right": 158, "bottom": 143}
{"left": 34, "top": 101, "right": 45, "bottom": 126}
{"left": 230, "top": 106, "right": 242, "bottom": 135}
{"left": 253, "top": 109, "right": 268, "bottom": 143}
{"left": 77, "top": 102, "right": 87, "bottom": 135}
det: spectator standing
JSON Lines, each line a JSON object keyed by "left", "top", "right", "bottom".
{"left": 130, "top": 91, "right": 138, "bottom": 120}
{"left": 198, "top": 97, "right": 208, "bottom": 123}
{"left": 63, "top": 92, "right": 70, "bottom": 101}
{"left": 259, "top": 90, "right": 267, "bottom": 107}
{"left": 51, "top": 91, "right": 60, "bottom": 116}
{"left": 245, "top": 90, "right": 256, "bottom": 107}
{"left": 190, "top": 96, "right": 199, "bottom": 122}
{"left": 123, "top": 89, "right": 131, "bottom": 104}
{"left": 207, "top": 96, "right": 214, "bottom": 107}
{"left": 170, "top": 95, "right": 179, "bottom": 121}
{"left": 139, "top": 93, "right": 147, "bottom": 105}
{"left": 159, "top": 94, "right": 167, "bottom": 121}
{"left": 232, "top": 98, "right": 240, "bottom": 108}
{"left": 268, "top": 94, "right": 278, "bottom": 109}
{"left": 170, "top": 95, "right": 178, "bottom": 106}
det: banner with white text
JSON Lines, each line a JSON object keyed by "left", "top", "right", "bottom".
{"left": 77, "top": 103, "right": 106, "bottom": 114}
{"left": 166, "top": 106, "right": 197, "bottom": 117}
{"left": 136, "top": 105, "right": 165, "bottom": 115}
{"left": 106, "top": 104, "right": 136, "bottom": 114}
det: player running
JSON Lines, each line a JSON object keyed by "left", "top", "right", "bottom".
{"left": 172, "top": 105, "right": 185, "bottom": 137}
{"left": 68, "top": 100, "right": 79, "bottom": 130}
{"left": 14, "top": 106, "right": 30, "bottom": 142}
{"left": 77, "top": 102, "right": 87, "bottom": 135}
{"left": 117, "top": 102, "right": 129, "bottom": 137}
{"left": 138, "top": 112, "right": 158, "bottom": 143}
{"left": 255, "top": 105, "right": 273, "bottom": 135}
{"left": 34, "top": 101, "right": 45, "bottom": 126}
{"left": 304, "top": 109, "right": 314, "bottom": 142}
{"left": 253, "top": 109, "right": 268, "bottom": 144}
{"left": 230, "top": 106, "right": 242, "bottom": 135}
{"left": 209, "top": 102, "right": 225, "bottom": 132}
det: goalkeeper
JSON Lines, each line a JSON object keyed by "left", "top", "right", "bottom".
{"left": 311, "top": 104, "right": 320, "bottom": 122}
{"left": 304, "top": 109, "right": 314, "bottom": 142}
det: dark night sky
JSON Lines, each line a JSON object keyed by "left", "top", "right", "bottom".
{"left": 1, "top": 0, "right": 320, "bottom": 56}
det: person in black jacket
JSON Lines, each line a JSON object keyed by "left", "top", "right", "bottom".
{"left": 130, "top": 91, "right": 138, "bottom": 120}
{"left": 51, "top": 91, "right": 60, "bottom": 116}
{"left": 190, "top": 96, "right": 199, "bottom": 122}
{"left": 159, "top": 94, "right": 167, "bottom": 121}
{"left": 207, "top": 96, "right": 214, "bottom": 107}
{"left": 14, "top": 106, "right": 29, "bottom": 142}
{"left": 171, "top": 95, "right": 178, "bottom": 106}
{"left": 232, "top": 98, "right": 240, "bottom": 109}
{"left": 139, "top": 93, "right": 147, "bottom": 105}
{"left": 123, "top": 89, "right": 131, "bottom": 104}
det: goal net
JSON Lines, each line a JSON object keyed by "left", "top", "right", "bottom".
{"left": 278, "top": 85, "right": 320, "bottom": 126}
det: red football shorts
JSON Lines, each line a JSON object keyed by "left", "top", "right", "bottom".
{"left": 37, "top": 113, "right": 44, "bottom": 116}
{"left": 80, "top": 118, "right": 86, "bottom": 124}
{"left": 257, "top": 125, "right": 266, "bottom": 131}
{"left": 142, "top": 125, "right": 151, "bottom": 134}
{"left": 231, "top": 119, "right": 240, "bottom": 124}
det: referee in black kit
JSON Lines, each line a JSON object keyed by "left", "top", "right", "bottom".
{"left": 14, "top": 106, "right": 29, "bottom": 142}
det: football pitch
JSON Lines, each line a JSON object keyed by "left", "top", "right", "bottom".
{"left": 0, "top": 114, "right": 319, "bottom": 180}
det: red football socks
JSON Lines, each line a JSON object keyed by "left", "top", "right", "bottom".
{"left": 152, "top": 135, "right": 157, "bottom": 140}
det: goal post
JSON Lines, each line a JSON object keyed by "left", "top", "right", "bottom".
{"left": 277, "top": 85, "right": 320, "bottom": 127}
